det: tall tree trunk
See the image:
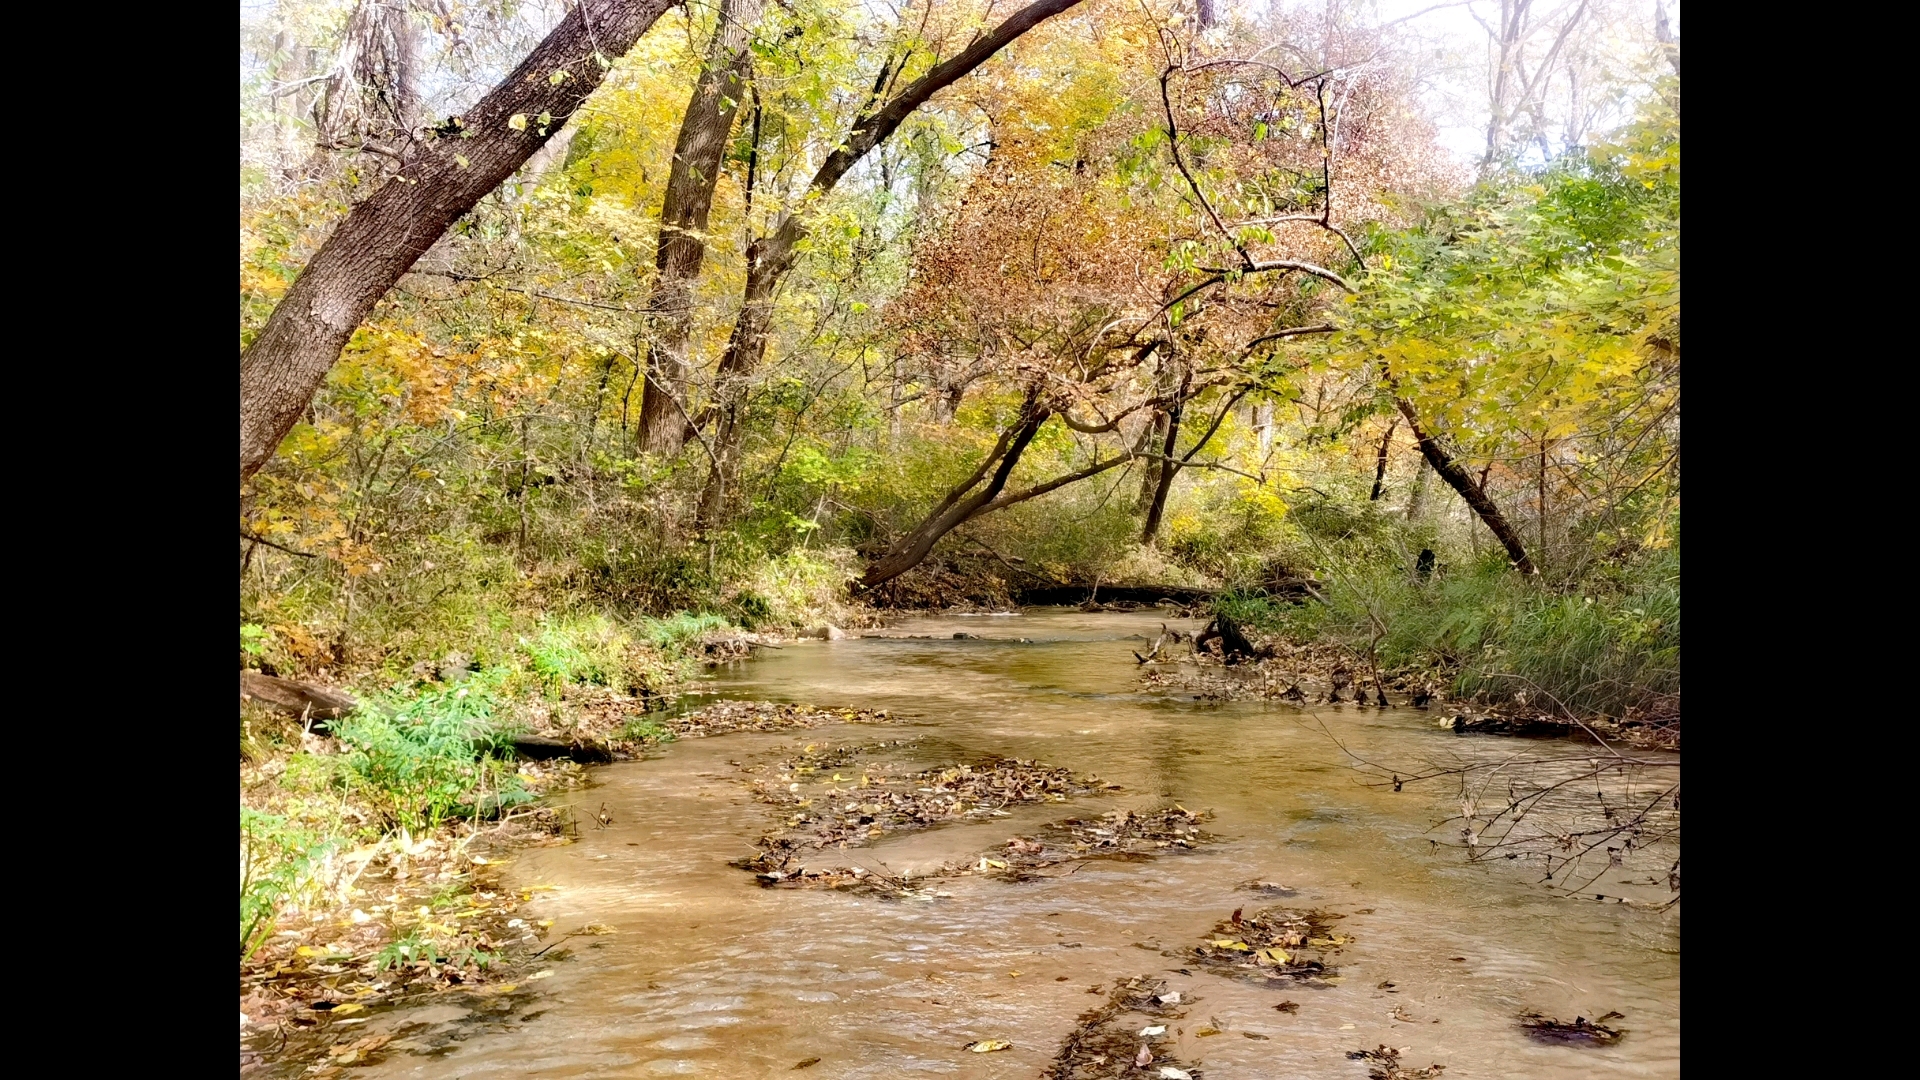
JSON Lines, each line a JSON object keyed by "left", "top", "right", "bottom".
{"left": 1141, "top": 381, "right": 1244, "bottom": 546}
{"left": 1136, "top": 410, "right": 1170, "bottom": 509}
{"left": 240, "top": 0, "right": 679, "bottom": 485}
{"left": 637, "top": 0, "right": 764, "bottom": 456}
{"left": 695, "top": 247, "right": 783, "bottom": 530}
{"left": 1369, "top": 419, "right": 1397, "bottom": 500}
{"left": 692, "top": 0, "right": 1088, "bottom": 526}
{"left": 1406, "top": 454, "right": 1430, "bottom": 520}
{"left": 1394, "top": 398, "right": 1536, "bottom": 574}
{"left": 1139, "top": 397, "right": 1185, "bottom": 545}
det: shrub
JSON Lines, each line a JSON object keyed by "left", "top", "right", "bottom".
{"left": 321, "top": 671, "right": 528, "bottom": 831}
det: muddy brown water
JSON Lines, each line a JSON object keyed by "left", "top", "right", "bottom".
{"left": 359, "top": 609, "right": 1678, "bottom": 1078}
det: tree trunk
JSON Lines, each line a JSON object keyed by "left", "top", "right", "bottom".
{"left": 1406, "top": 453, "right": 1430, "bottom": 520}
{"left": 637, "top": 0, "right": 764, "bottom": 456}
{"left": 240, "top": 0, "right": 679, "bottom": 485}
{"left": 1136, "top": 409, "right": 1170, "bottom": 508}
{"left": 1394, "top": 398, "right": 1537, "bottom": 574}
{"left": 1140, "top": 397, "right": 1186, "bottom": 545}
{"left": 1369, "top": 419, "right": 1397, "bottom": 500}
{"left": 691, "top": 0, "right": 1088, "bottom": 525}
{"left": 858, "top": 406, "right": 1050, "bottom": 589}
{"left": 240, "top": 672, "right": 358, "bottom": 732}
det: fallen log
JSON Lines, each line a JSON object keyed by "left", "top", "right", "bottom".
{"left": 240, "top": 671, "right": 358, "bottom": 732}
{"left": 1013, "top": 584, "right": 1216, "bottom": 607}
{"left": 1443, "top": 714, "right": 1582, "bottom": 738}
{"left": 512, "top": 734, "right": 615, "bottom": 765}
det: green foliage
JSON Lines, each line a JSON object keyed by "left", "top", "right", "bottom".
{"left": 375, "top": 932, "right": 440, "bottom": 971}
{"left": 521, "top": 614, "right": 634, "bottom": 696}
{"left": 1262, "top": 547, "right": 1680, "bottom": 719}
{"left": 320, "top": 672, "right": 527, "bottom": 832}
{"left": 620, "top": 715, "right": 676, "bottom": 744}
{"left": 240, "top": 808, "right": 333, "bottom": 959}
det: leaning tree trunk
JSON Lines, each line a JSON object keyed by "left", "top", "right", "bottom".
{"left": 1394, "top": 398, "right": 1537, "bottom": 575}
{"left": 692, "top": 0, "right": 1088, "bottom": 527}
{"left": 636, "top": 0, "right": 765, "bottom": 456}
{"left": 857, "top": 408, "right": 1049, "bottom": 589}
{"left": 240, "top": 0, "right": 679, "bottom": 485}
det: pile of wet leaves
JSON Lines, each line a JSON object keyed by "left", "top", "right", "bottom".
{"left": 959, "top": 806, "right": 1218, "bottom": 880}
{"left": 1046, "top": 976, "right": 1203, "bottom": 1080}
{"left": 1346, "top": 1045, "right": 1447, "bottom": 1079}
{"left": 1518, "top": 1009, "right": 1626, "bottom": 1045}
{"left": 1137, "top": 632, "right": 1447, "bottom": 709}
{"left": 734, "top": 747, "right": 1114, "bottom": 895}
{"left": 516, "top": 697, "right": 902, "bottom": 760}
{"left": 1188, "top": 905, "right": 1351, "bottom": 987}
{"left": 239, "top": 849, "right": 566, "bottom": 1077}
{"left": 669, "top": 700, "right": 898, "bottom": 740}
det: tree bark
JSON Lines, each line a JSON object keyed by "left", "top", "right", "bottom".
{"left": 240, "top": 0, "right": 679, "bottom": 485}
{"left": 637, "top": 0, "right": 765, "bottom": 456}
{"left": 1369, "top": 419, "right": 1397, "bottom": 500}
{"left": 1142, "top": 381, "right": 1241, "bottom": 545}
{"left": 694, "top": 0, "right": 1087, "bottom": 527}
{"left": 1139, "top": 394, "right": 1185, "bottom": 545}
{"left": 1394, "top": 397, "right": 1536, "bottom": 574}
{"left": 240, "top": 672, "right": 358, "bottom": 732}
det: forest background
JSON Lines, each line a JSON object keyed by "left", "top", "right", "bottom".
{"left": 239, "top": 0, "right": 1678, "bottom": 974}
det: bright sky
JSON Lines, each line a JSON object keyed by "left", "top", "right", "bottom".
{"left": 1353, "top": 0, "right": 1678, "bottom": 165}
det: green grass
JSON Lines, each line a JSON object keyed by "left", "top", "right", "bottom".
{"left": 1221, "top": 548, "right": 1679, "bottom": 719}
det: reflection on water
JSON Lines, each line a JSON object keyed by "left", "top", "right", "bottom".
{"left": 362, "top": 609, "right": 1678, "bottom": 1078}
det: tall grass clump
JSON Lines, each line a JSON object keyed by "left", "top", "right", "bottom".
{"left": 1226, "top": 548, "right": 1678, "bottom": 719}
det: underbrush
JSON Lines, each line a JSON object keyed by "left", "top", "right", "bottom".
{"left": 236, "top": 599, "right": 752, "bottom": 989}
{"left": 1221, "top": 548, "right": 1679, "bottom": 720}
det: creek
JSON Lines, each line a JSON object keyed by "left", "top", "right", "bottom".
{"left": 362, "top": 609, "right": 1678, "bottom": 1077}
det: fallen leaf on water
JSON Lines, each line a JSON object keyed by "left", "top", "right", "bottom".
{"left": 1008, "top": 971, "right": 1023, "bottom": 978}
{"left": 527, "top": 970, "right": 554, "bottom": 981}
{"left": 1245, "top": 1031, "right": 1271, "bottom": 1039}
{"left": 791, "top": 1057, "right": 822, "bottom": 1070}
{"left": 1274, "top": 1001, "right": 1300, "bottom": 1013}
{"left": 965, "top": 1040, "right": 1012, "bottom": 1053}
{"left": 1196, "top": 1027, "right": 1222, "bottom": 1037}
{"left": 329, "top": 1003, "right": 366, "bottom": 1016}
{"left": 1258, "top": 946, "right": 1291, "bottom": 964}
{"left": 578, "top": 923, "right": 616, "bottom": 935}
{"left": 1210, "top": 939, "right": 1252, "bottom": 952}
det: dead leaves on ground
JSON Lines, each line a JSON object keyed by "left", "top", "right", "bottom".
{"left": 1191, "top": 906, "right": 1351, "bottom": 986}
{"left": 1045, "top": 976, "right": 1203, "bottom": 1080}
